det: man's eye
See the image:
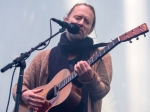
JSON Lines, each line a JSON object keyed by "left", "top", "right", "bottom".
{"left": 85, "top": 20, "right": 90, "bottom": 24}
{"left": 75, "top": 17, "right": 81, "bottom": 20}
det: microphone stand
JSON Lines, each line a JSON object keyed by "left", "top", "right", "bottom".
{"left": 1, "top": 27, "right": 66, "bottom": 112}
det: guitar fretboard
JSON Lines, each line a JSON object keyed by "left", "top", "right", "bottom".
{"left": 58, "top": 37, "right": 120, "bottom": 90}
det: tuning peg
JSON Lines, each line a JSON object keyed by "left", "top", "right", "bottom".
{"left": 129, "top": 40, "right": 132, "bottom": 43}
{"left": 136, "top": 37, "right": 139, "bottom": 40}
{"left": 144, "top": 33, "right": 146, "bottom": 37}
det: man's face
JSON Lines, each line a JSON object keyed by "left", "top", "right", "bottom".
{"left": 65, "top": 5, "right": 94, "bottom": 42}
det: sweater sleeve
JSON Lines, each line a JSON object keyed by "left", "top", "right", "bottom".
{"left": 12, "top": 50, "right": 50, "bottom": 101}
{"left": 80, "top": 48, "right": 112, "bottom": 100}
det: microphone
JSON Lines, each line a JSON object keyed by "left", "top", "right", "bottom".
{"left": 51, "top": 18, "right": 80, "bottom": 34}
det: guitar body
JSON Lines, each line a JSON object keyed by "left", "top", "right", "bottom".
{"left": 16, "top": 69, "right": 81, "bottom": 112}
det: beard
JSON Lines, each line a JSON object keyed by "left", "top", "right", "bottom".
{"left": 67, "top": 31, "right": 86, "bottom": 42}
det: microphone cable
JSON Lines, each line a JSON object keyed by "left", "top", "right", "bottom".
{"left": 37, "top": 18, "right": 53, "bottom": 50}
{"left": 6, "top": 66, "right": 17, "bottom": 112}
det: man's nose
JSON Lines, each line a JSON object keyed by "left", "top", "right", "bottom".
{"left": 78, "top": 19, "right": 84, "bottom": 26}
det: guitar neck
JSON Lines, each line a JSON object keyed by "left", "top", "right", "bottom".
{"left": 57, "top": 23, "right": 149, "bottom": 91}
{"left": 87, "top": 37, "right": 120, "bottom": 66}
{"left": 58, "top": 38, "right": 121, "bottom": 91}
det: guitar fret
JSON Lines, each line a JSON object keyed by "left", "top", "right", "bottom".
{"left": 67, "top": 76, "right": 70, "bottom": 82}
{"left": 104, "top": 46, "right": 107, "bottom": 54}
{"left": 72, "top": 72, "right": 75, "bottom": 79}
{"left": 58, "top": 84, "right": 60, "bottom": 90}
{"left": 66, "top": 77, "right": 68, "bottom": 84}
{"left": 94, "top": 52, "right": 99, "bottom": 60}
{"left": 70, "top": 74, "right": 73, "bottom": 80}
{"left": 110, "top": 39, "right": 118, "bottom": 49}
{"left": 113, "top": 39, "right": 116, "bottom": 45}
{"left": 95, "top": 51, "right": 99, "bottom": 57}
{"left": 64, "top": 79, "right": 67, "bottom": 86}
{"left": 62, "top": 80, "right": 65, "bottom": 88}
{"left": 59, "top": 82, "right": 61, "bottom": 89}
{"left": 65, "top": 78, "right": 67, "bottom": 84}
{"left": 115, "top": 39, "right": 118, "bottom": 44}
{"left": 108, "top": 44, "right": 110, "bottom": 49}
{"left": 108, "top": 45, "right": 110, "bottom": 50}
{"left": 63, "top": 80, "right": 65, "bottom": 87}
{"left": 103, "top": 48, "right": 105, "bottom": 53}
{"left": 59, "top": 84, "right": 62, "bottom": 90}
{"left": 97, "top": 51, "right": 101, "bottom": 58}
{"left": 73, "top": 72, "right": 75, "bottom": 78}
{"left": 75, "top": 72, "right": 77, "bottom": 77}
{"left": 101, "top": 49, "right": 104, "bottom": 55}
{"left": 87, "top": 60, "right": 90, "bottom": 65}
{"left": 110, "top": 42, "right": 113, "bottom": 48}
{"left": 117, "top": 37, "right": 120, "bottom": 42}
{"left": 62, "top": 80, "right": 64, "bottom": 88}
{"left": 112, "top": 41, "right": 114, "bottom": 46}
{"left": 99, "top": 51, "right": 101, "bottom": 56}
{"left": 89, "top": 58, "right": 92, "bottom": 65}
{"left": 66, "top": 78, "right": 69, "bottom": 84}
{"left": 101, "top": 47, "right": 107, "bottom": 56}
{"left": 66, "top": 78, "right": 68, "bottom": 84}
{"left": 73, "top": 72, "right": 76, "bottom": 78}
{"left": 106, "top": 46, "right": 109, "bottom": 51}
{"left": 60, "top": 82, "right": 63, "bottom": 89}
{"left": 93, "top": 54, "right": 97, "bottom": 61}
{"left": 71, "top": 73, "right": 74, "bottom": 79}
{"left": 91, "top": 57, "right": 93, "bottom": 63}
{"left": 61, "top": 81, "right": 64, "bottom": 89}
{"left": 70, "top": 74, "right": 73, "bottom": 79}
{"left": 88, "top": 58, "right": 91, "bottom": 64}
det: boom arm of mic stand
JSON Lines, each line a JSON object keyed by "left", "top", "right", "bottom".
{"left": 0, "top": 27, "right": 66, "bottom": 112}
{"left": 1, "top": 27, "right": 66, "bottom": 73}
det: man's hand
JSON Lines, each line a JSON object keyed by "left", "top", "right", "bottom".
{"left": 74, "top": 61, "right": 95, "bottom": 82}
{"left": 21, "top": 88, "right": 45, "bottom": 110}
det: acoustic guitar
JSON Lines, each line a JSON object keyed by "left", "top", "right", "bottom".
{"left": 16, "top": 23, "right": 149, "bottom": 112}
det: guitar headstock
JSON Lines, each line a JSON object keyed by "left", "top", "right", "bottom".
{"left": 119, "top": 23, "right": 149, "bottom": 42}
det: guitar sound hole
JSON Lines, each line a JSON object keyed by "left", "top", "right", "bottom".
{"left": 46, "top": 87, "right": 54, "bottom": 100}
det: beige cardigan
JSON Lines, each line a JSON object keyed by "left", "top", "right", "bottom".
{"left": 13, "top": 48, "right": 112, "bottom": 112}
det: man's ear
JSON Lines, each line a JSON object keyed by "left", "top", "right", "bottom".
{"left": 64, "top": 16, "right": 69, "bottom": 22}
